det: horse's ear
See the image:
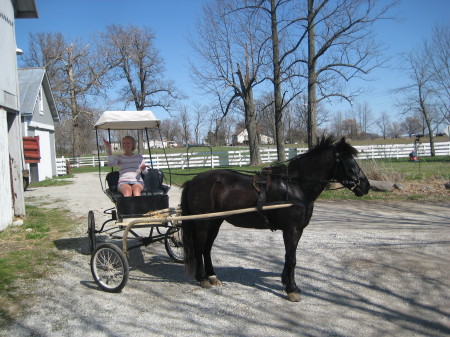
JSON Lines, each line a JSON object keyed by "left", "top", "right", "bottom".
{"left": 335, "top": 137, "right": 347, "bottom": 153}
{"left": 336, "top": 137, "right": 346, "bottom": 148}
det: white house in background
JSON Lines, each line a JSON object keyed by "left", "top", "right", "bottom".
{"left": 0, "top": 0, "right": 38, "bottom": 231}
{"left": 18, "top": 68, "right": 60, "bottom": 182}
{"left": 231, "top": 128, "right": 274, "bottom": 145}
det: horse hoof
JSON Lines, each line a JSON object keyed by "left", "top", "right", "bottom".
{"left": 208, "top": 275, "right": 222, "bottom": 286}
{"left": 287, "top": 292, "right": 301, "bottom": 302}
{"left": 200, "top": 280, "right": 213, "bottom": 289}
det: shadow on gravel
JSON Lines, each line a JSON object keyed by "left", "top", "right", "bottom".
{"left": 54, "top": 237, "right": 89, "bottom": 255}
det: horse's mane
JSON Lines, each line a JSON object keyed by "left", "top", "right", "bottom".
{"left": 303, "top": 135, "right": 336, "bottom": 156}
{"left": 255, "top": 136, "right": 358, "bottom": 175}
{"left": 289, "top": 135, "right": 358, "bottom": 163}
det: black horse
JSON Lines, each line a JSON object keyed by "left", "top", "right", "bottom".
{"left": 181, "top": 136, "right": 370, "bottom": 301}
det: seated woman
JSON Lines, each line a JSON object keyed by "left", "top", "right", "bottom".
{"left": 103, "top": 136, "right": 147, "bottom": 197}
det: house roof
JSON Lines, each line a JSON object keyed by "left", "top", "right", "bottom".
{"left": 232, "top": 127, "right": 246, "bottom": 137}
{"left": 13, "top": 0, "right": 39, "bottom": 18}
{"left": 18, "top": 68, "right": 59, "bottom": 122}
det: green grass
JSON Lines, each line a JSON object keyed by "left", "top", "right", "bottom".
{"left": 29, "top": 174, "right": 74, "bottom": 188}
{"left": 358, "top": 156, "right": 450, "bottom": 181}
{"left": 0, "top": 205, "right": 77, "bottom": 326}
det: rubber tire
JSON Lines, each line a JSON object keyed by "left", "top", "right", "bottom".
{"left": 90, "top": 243, "right": 129, "bottom": 293}
{"left": 88, "top": 210, "right": 96, "bottom": 254}
{"left": 164, "top": 225, "right": 184, "bottom": 263}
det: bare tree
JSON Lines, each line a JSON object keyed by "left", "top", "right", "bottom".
{"left": 304, "top": 0, "right": 396, "bottom": 147}
{"left": 342, "top": 118, "right": 359, "bottom": 139}
{"left": 101, "top": 25, "right": 183, "bottom": 152}
{"left": 179, "top": 106, "right": 191, "bottom": 145}
{"left": 102, "top": 25, "right": 181, "bottom": 112}
{"left": 402, "top": 116, "right": 422, "bottom": 138}
{"left": 376, "top": 111, "right": 390, "bottom": 139}
{"left": 190, "top": 1, "right": 266, "bottom": 165}
{"left": 23, "top": 32, "right": 65, "bottom": 83}
{"left": 192, "top": 103, "right": 209, "bottom": 145}
{"left": 242, "top": 0, "right": 308, "bottom": 160}
{"left": 395, "top": 46, "right": 438, "bottom": 156}
{"left": 256, "top": 93, "right": 276, "bottom": 140}
{"left": 351, "top": 101, "right": 373, "bottom": 139}
{"left": 427, "top": 24, "right": 450, "bottom": 125}
{"left": 23, "top": 32, "right": 117, "bottom": 157}
{"left": 160, "top": 119, "right": 182, "bottom": 144}
{"left": 387, "top": 121, "right": 402, "bottom": 138}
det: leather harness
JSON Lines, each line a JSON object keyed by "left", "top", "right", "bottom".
{"left": 252, "top": 167, "right": 280, "bottom": 231}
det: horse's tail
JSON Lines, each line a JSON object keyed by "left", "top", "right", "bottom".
{"left": 181, "top": 180, "right": 196, "bottom": 277}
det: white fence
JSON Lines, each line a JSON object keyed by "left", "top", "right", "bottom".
{"left": 56, "top": 141, "right": 450, "bottom": 175}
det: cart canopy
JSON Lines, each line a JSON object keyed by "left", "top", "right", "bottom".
{"left": 94, "top": 110, "right": 161, "bottom": 130}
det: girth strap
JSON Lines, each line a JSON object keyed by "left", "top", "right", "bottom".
{"left": 253, "top": 171, "right": 276, "bottom": 232}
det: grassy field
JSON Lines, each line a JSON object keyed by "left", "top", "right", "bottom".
{"left": 0, "top": 205, "right": 78, "bottom": 325}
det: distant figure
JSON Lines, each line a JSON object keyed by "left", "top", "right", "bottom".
{"left": 103, "top": 136, "right": 147, "bottom": 196}
{"left": 409, "top": 151, "right": 418, "bottom": 162}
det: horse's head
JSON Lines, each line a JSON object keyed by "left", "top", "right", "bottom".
{"left": 332, "top": 138, "right": 370, "bottom": 197}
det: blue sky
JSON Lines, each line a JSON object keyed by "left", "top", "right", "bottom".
{"left": 14, "top": 0, "right": 449, "bottom": 131}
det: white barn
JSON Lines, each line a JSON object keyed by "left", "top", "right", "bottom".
{"left": 19, "top": 68, "right": 60, "bottom": 182}
{"left": 231, "top": 128, "right": 274, "bottom": 146}
{"left": 0, "top": 0, "right": 38, "bottom": 231}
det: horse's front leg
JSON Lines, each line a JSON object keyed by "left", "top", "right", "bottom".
{"left": 203, "top": 221, "right": 223, "bottom": 287}
{"left": 281, "top": 228, "right": 303, "bottom": 302}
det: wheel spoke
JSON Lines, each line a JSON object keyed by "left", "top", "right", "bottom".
{"left": 91, "top": 244, "right": 128, "bottom": 292}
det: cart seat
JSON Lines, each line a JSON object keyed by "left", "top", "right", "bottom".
{"left": 142, "top": 169, "right": 170, "bottom": 196}
{"left": 105, "top": 169, "right": 169, "bottom": 203}
{"left": 105, "top": 171, "right": 122, "bottom": 203}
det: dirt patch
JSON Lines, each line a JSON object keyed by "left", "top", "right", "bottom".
{"left": 393, "top": 177, "right": 450, "bottom": 200}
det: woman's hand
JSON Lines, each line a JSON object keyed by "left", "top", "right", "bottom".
{"left": 139, "top": 163, "right": 147, "bottom": 171}
{"left": 103, "top": 138, "right": 112, "bottom": 155}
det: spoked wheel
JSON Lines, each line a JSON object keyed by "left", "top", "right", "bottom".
{"left": 90, "top": 243, "right": 129, "bottom": 293}
{"left": 164, "top": 224, "right": 184, "bottom": 263}
{"left": 87, "top": 210, "right": 96, "bottom": 254}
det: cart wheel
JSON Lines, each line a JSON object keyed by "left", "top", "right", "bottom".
{"left": 88, "top": 210, "right": 96, "bottom": 254}
{"left": 165, "top": 225, "right": 184, "bottom": 263}
{"left": 90, "top": 243, "right": 129, "bottom": 293}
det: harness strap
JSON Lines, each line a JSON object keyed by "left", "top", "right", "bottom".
{"left": 253, "top": 171, "right": 277, "bottom": 232}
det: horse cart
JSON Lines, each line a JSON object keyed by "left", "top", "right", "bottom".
{"left": 88, "top": 110, "right": 184, "bottom": 292}
{"left": 88, "top": 111, "right": 370, "bottom": 301}
{"left": 88, "top": 111, "right": 293, "bottom": 293}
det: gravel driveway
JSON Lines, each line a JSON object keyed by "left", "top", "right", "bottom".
{"left": 1, "top": 172, "right": 449, "bottom": 337}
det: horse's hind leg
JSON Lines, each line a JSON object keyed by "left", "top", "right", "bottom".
{"left": 202, "top": 220, "right": 223, "bottom": 287}
{"left": 193, "top": 220, "right": 222, "bottom": 288}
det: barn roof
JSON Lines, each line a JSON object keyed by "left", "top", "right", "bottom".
{"left": 18, "top": 68, "right": 59, "bottom": 122}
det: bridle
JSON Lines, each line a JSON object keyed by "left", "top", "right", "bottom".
{"left": 332, "top": 149, "right": 362, "bottom": 192}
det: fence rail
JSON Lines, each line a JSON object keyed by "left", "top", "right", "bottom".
{"left": 56, "top": 141, "right": 450, "bottom": 175}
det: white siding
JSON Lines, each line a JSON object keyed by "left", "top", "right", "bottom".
{"left": 0, "top": 109, "right": 13, "bottom": 231}
{"left": 35, "top": 129, "right": 53, "bottom": 181}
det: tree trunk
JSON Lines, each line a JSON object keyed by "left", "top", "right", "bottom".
{"left": 244, "top": 88, "right": 261, "bottom": 166}
{"left": 419, "top": 87, "right": 436, "bottom": 156}
{"left": 270, "top": 0, "right": 285, "bottom": 161}
{"left": 67, "top": 45, "right": 79, "bottom": 159}
{"left": 307, "top": 0, "right": 317, "bottom": 149}
{"left": 422, "top": 110, "right": 436, "bottom": 157}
